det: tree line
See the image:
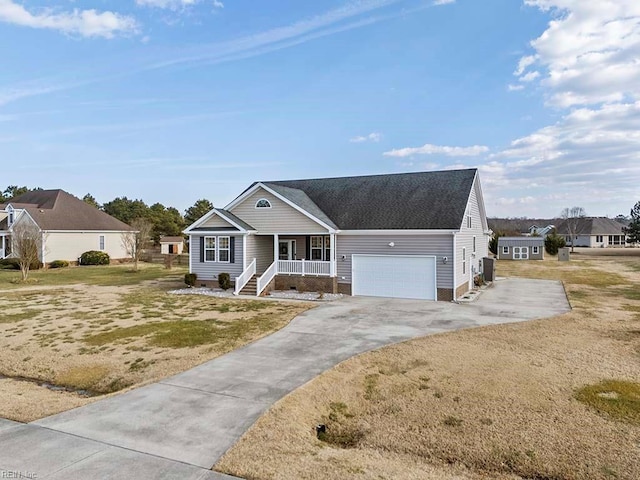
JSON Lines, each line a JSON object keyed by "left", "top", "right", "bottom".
{"left": 1, "top": 185, "right": 214, "bottom": 244}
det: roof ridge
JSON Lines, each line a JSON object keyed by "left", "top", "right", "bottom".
{"left": 263, "top": 168, "right": 478, "bottom": 185}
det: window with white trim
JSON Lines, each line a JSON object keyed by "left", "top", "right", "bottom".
{"left": 255, "top": 198, "right": 271, "bottom": 208}
{"left": 467, "top": 215, "right": 472, "bottom": 229}
{"left": 462, "top": 247, "right": 467, "bottom": 274}
{"left": 502, "top": 246, "right": 509, "bottom": 254}
{"left": 532, "top": 246, "right": 539, "bottom": 254}
{"left": 204, "top": 237, "right": 216, "bottom": 262}
{"left": 99, "top": 235, "right": 105, "bottom": 251}
{"left": 7, "top": 206, "right": 14, "bottom": 226}
{"left": 473, "top": 236, "right": 476, "bottom": 253}
{"left": 218, "top": 236, "right": 230, "bottom": 262}
{"left": 324, "top": 236, "right": 331, "bottom": 261}
{"left": 596, "top": 235, "right": 603, "bottom": 243}
{"left": 310, "top": 236, "right": 323, "bottom": 260}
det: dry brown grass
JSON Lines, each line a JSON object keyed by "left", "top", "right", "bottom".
{"left": 217, "top": 255, "right": 640, "bottom": 480}
{"left": 0, "top": 271, "right": 313, "bottom": 422}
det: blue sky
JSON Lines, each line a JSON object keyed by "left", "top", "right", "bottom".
{"left": 1, "top": 0, "right": 639, "bottom": 218}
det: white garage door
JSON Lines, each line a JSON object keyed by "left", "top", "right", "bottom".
{"left": 352, "top": 255, "right": 437, "bottom": 301}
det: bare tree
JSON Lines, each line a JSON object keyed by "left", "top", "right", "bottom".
{"left": 121, "top": 218, "right": 152, "bottom": 271}
{"left": 560, "top": 206, "right": 586, "bottom": 253}
{"left": 11, "top": 218, "right": 42, "bottom": 281}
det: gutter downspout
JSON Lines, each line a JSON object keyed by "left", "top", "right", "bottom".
{"left": 452, "top": 232, "right": 458, "bottom": 303}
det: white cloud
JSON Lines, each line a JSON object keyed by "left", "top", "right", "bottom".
{"left": 136, "top": 0, "right": 222, "bottom": 10}
{"left": 0, "top": 0, "right": 138, "bottom": 38}
{"left": 485, "top": 1, "right": 640, "bottom": 216}
{"left": 433, "top": 0, "right": 455, "bottom": 5}
{"left": 519, "top": 0, "right": 640, "bottom": 107}
{"left": 508, "top": 84, "right": 525, "bottom": 91}
{"left": 383, "top": 143, "right": 489, "bottom": 158}
{"left": 350, "top": 132, "right": 382, "bottom": 143}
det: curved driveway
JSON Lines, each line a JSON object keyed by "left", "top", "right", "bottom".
{"left": 0, "top": 278, "right": 570, "bottom": 479}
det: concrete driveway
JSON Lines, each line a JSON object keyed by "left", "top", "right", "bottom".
{"left": 0, "top": 278, "right": 570, "bottom": 479}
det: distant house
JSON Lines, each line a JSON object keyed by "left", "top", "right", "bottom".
{"left": 160, "top": 236, "right": 185, "bottom": 255}
{"left": 184, "top": 168, "right": 491, "bottom": 301}
{"left": 528, "top": 225, "right": 555, "bottom": 237}
{"left": 0, "top": 190, "right": 134, "bottom": 263}
{"left": 498, "top": 237, "right": 545, "bottom": 260}
{"left": 555, "top": 217, "right": 628, "bottom": 247}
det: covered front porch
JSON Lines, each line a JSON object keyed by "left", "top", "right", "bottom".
{"left": 235, "top": 233, "right": 337, "bottom": 296}
{"left": 0, "top": 234, "right": 8, "bottom": 259}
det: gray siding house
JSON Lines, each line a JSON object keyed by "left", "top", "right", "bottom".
{"left": 498, "top": 237, "right": 545, "bottom": 260}
{"left": 556, "top": 217, "right": 628, "bottom": 247}
{"left": 184, "top": 168, "right": 490, "bottom": 301}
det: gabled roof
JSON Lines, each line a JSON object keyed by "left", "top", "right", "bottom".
{"left": 555, "top": 217, "right": 625, "bottom": 235}
{"left": 183, "top": 208, "right": 255, "bottom": 233}
{"left": 258, "top": 168, "right": 478, "bottom": 230}
{"left": 216, "top": 209, "right": 255, "bottom": 231}
{"left": 0, "top": 190, "right": 134, "bottom": 231}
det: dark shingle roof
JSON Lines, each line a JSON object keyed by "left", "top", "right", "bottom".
{"left": 556, "top": 217, "right": 625, "bottom": 235}
{"left": 1, "top": 190, "right": 134, "bottom": 231}
{"left": 260, "top": 169, "right": 478, "bottom": 230}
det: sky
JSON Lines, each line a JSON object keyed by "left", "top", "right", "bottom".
{"left": 1, "top": 0, "right": 639, "bottom": 219}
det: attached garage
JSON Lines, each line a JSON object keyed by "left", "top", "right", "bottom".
{"left": 351, "top": 254, "right": 437, "bottom": 301}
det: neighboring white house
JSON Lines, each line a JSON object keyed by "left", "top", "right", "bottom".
{"left": 0, "top": 190, "right": 134, "bottom": 263}
{"left": 528, "top": 225, "right": 555, "bottom": 237}
{"left": 556, "top": 217, "right": 628, "bottom": 247}
{"left": 184, "top": 168, "right": 491, "bottom": 302}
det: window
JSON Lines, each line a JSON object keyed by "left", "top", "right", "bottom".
{"left": 596, "top": 235, "right": 603, "bottom": 243}
{"left": 7, "top": 206, "right": 14, "bottom": 226}
{"left": 467, "top": 215, "right": 472, "bottom": 229}
{"left": 324, "top": 236, "right": 331, "bottom": 262}
{"left": 502, "top": 246, "right": 509, "bottom": 254}
{"left": 218, "top": 236, "right": 230, "bottom": 262}
{"left": 310, "top": 236, "right": 323, "bottom": 260}
{"left": 462, "top": 247, "right": 466, "bottom": 274}
{"left": 473, "top": 236, "right": 476, "bottom": 253}
{"left": 204, "top": 237, "right": 216, "bottom": 262}
{"left": 255, "top": 198, "right": 271, "bottom": 208}
{"left": 533, "top": 246, "right": 539, "bottom": 254}
{"left": 99, "top": 235, "right": 105, "bottom": 251}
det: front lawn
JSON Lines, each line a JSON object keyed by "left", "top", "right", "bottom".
{"left": 217, "top": 255, "right": 640, "bottom": 480}
{"left": 0, "top": 264, "right": 313, "bottom": 422}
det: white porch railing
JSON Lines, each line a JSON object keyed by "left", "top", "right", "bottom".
{"left": 234, "top": 258, "right": 256, "bottom": 295}
{"left": 257, "top": 261, "right": 277, "bottom": 296}
{"left": 277, "top": 260, "right": 331, "bottom": 276}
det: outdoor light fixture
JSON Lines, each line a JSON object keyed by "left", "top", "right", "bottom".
{"left": 388, "top": 242, "right": 395, "bottom": 247}
{"left": 442, "top": 256, "right": 448, "bottom": 264}
{"left": 341, "top": 255, "right": 346, "bottom": 260}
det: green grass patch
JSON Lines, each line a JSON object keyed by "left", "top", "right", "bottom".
{"left": 616, "top": 288, "right": 640, "bottom": 301}
{"left": 575, "top": 380, "right": 640, "bottom": 425}
{"left": 1, "top": 309, "right": 40, "bottom": 324}
{"left": 0, "top": 264, "right": 187, "bottom": 289}
{"left": 83, "top": 316, "right": 284, "bottom": 349}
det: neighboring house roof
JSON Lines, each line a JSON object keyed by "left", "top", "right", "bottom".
{"left": 0, "top": 190, "right": 134, "bottom": 231}
{"left": 159, "top": 236, "right": 184, "bottom": 243}
{"left": 246, "top": 168, "right": 478, "bottom": 230}
{"left": 555, "top": 217, "right": 626, "bottom": 235}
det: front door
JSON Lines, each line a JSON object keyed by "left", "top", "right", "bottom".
{"left": 278, "top": 240, "right": 296, "bottom": 260}
{"left": 513, "top": 246, "right": 529, "bottom": 260}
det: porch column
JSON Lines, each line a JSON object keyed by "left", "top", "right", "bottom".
{"left": 273, "top": 234, "right": 279, "bottom": 271}
{"left": 330, "top": 233, "right": 336, "bottom": 277}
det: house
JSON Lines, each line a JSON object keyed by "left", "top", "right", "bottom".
{"left": 184, "top": 168, "right": 490, "bottom": 301}
{"left": 555, "top": 217, "right": 628, "bottom": 247}
{"left": 528, "top": 224, "right": 555, "bottom": 237}
{"left": 0, "top": 190, "right": 134, "bottom": 263}
{"left": 160, "top": 236, "right": 185, "bottom": 255}
{"left": 498, "top": 237, "right": 544, "bottom": 260}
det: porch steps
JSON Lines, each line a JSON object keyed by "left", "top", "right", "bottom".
{"left": 239, "top": 276, "right": 258, "bottom": 296}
